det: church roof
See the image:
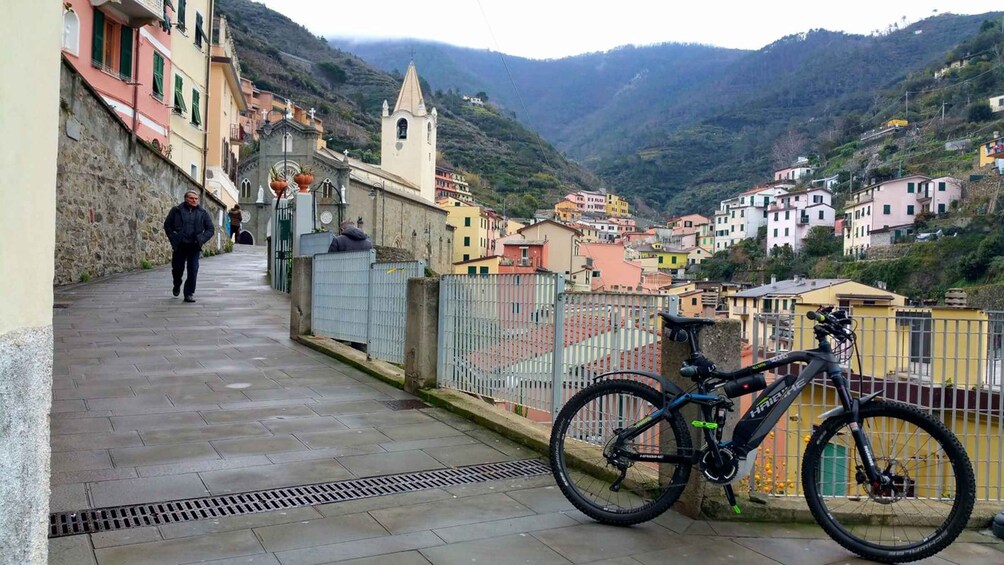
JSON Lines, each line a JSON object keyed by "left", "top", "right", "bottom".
{"left": 394, "top": 62, "right": 427, "bottom": 116}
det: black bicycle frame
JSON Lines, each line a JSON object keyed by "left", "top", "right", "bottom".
{"left": 610, "top": 339, "right": 877, "bottom": 477}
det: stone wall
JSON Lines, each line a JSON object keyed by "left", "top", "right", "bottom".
{"left": 55, "top": 59, "right": 226, "bottom": 286}
{"left": 863, "top": 243, "right": 914, "bottom": 261}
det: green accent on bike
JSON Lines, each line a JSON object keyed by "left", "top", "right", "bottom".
{"left": 691, "top": 420, "right": 718, "bottom": 429}
{"left": 732, "top": 504, "right": 741, "bottom": 514}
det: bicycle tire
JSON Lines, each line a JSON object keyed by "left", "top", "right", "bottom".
{"left": 549, "top": 378, "right": 692, "bottom": 525}
{"left": 801, "top": 400, "right": 975, "bottom": 563}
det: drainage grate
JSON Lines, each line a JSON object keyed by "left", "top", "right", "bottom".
{"left": 49, "top": 459, "right": 549, "bottom": 538}
{"left": 379, "top": 399, "right": 430, "bottom": 411}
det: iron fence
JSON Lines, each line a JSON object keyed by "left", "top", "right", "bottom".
{"left": 750, "top": 310, "right": 1004, "bottom": 502}
{"left": 310, "top": 250, "right": 423, "bottom": 365}
{"left": 437, "top": 274, "right": 669, "bottom": 420}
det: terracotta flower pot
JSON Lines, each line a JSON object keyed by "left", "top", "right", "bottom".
{"left": 269, "top": 180, "right": 288, "bottom": 198}
{"left": 294, "top": 174, "right": 314, "bottom": 192}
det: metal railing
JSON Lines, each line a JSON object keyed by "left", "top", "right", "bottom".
{"left": 750, "top": 310, "right": 1004, "bottom": 502}
{"left": 310, "top": 251, "right": 425, "bottom": 365}
{"left": 437, "top": 274, "right": 669, "bottom": 421}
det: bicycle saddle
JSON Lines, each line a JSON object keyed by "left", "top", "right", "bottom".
{"left": 659, "top": 312, "right": 715, "bottom": 327}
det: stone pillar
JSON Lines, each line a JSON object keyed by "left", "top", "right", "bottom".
{"left": 404, "top": 278, "right": 440, "bottom": 393}
{"left": 289, "top": 257, "right": 313, "bottom": 338}
{"left": 292, "top": 191, "right": 314, "bottom": 257}
{"left": 661, "top": 318, "right": 742, "bottom": 518}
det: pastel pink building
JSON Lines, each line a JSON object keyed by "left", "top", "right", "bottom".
{"left": 843, "top": 175, "right": 962, "bottom": 256}
{"left": 580, "top": 242, "right": 643, "bottom": 292}
{"left": 567, "top": 191, "right": 606, "bottom": 215}
{"left": 62, "top": 0, "right": 172, "bottom": 148}
{"left": 766, "top": 187, "right": 835, "bottom": 252}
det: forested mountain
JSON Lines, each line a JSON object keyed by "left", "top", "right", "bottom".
{"left": 215, "top": 0, "right": 600, "bottom": 217}
{"left": 333, "top": 13, "right": 1002, "bottom": 215}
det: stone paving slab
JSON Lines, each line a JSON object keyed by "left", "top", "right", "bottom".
{"left": 48, "top": 247, "right": 999, "bottom": 565}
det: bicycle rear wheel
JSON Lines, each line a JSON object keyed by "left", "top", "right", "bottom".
{"left": 801, "top": 400, "right": 975, "bottom": 563}
{"left": 549, "top": 378, "right": 692, "bottom": 525}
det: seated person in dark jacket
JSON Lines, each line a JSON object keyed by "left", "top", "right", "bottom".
{"left": 328, "top": 220, "right": 374, "bottom": 253}
{"left": 163, "top": 191, "right": 214, "bottom": 302}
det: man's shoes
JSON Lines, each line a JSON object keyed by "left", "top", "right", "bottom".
{"left": 172, "top": 284, "right": 180, "bottom": 297}
{"left": 184, "top": 295, "right": 196, "bottom": 303}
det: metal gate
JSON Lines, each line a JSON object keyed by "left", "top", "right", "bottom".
{"left": 272, "top": 201, "right": 293, "bottom": 293}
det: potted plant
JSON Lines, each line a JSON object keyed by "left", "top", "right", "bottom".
{"left": 293, "top": 166, "right": 315, "bottom": 193}
{"left": 269, "top": 166, "right": 287, "bottom": 198}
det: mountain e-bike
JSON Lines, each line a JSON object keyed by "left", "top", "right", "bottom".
{"left": 549, "top": 306, "right": 975, "bottom": 563}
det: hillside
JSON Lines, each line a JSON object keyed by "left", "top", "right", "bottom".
{"left": 215, "top": 0, "right": 601, "bottom": 217}
{"left": 334, "top": 14, "right": 1001, "bottom": 216}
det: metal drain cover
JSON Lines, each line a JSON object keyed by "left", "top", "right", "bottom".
{"left": 379, "top": 399, "right": 429, "bottom": 411}
{"left": 49, "top": 459, "right": 549, "bottom": 538}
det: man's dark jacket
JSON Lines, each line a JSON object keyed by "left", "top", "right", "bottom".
{"left": 328, "top": 227, "right": 373, "bottom": 253}
{"left": 164, "top": 202, "right": 214, "bottom": 249}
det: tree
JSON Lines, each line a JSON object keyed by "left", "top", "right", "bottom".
{"left": 771, "top": 130, "right": 808, "bottom": 169}
{"left": 967, "top": 102, "right": 993, "bottom": 123}
{"left": 801, "top": 226, "right": 842, "bottom": 258}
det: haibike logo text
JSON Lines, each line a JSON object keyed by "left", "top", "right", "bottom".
{"left": 750, "top": 388, "right": 787, "bottom": 418}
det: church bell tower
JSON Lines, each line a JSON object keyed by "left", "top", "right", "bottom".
{"left": 381, "top": 61, "right": 437, "bottom": 203}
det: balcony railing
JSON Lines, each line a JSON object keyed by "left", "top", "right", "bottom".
{"left": 797, "top": 215, "right": 809, "bottom": 225}
{"left": 91, "top": 0, "right": 163, "bottom": 26}
{"left": 229, "top": 124, "right": 244, "bottom": 143}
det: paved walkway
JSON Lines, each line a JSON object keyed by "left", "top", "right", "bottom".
{"left": 48, "top": 246, "right": 1004, "bottom": 564}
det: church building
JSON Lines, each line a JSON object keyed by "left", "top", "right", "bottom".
{"left": 235, "top": 62, "right": 453, "bottom": 273}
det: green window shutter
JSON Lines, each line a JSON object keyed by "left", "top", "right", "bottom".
{"left": 152, "top": 53, "right": 164, "bottom": 98}
{"left": 191, "top": 89, "right": 201, "bottom": 126}
{"left": 173, "top": 75, "right": 185, "bottom": 113}
{"left": 938, "top": 182, "right": 946, "bottom": 191}
{"left": 119, "top": 26, "right": 133, "bottom": 81}
{"left": 907, "top": 205, "right": 915, "bottom": 215}
{"left": 467, "top": 266, "right": 476, "bottom": 275}
{"left": 177, "top": 0, "right": 187, "bottom": 31}
{"left": 195, "top": 12, "right": 203, "bottom": 47}
{"left": 92, "top": 9, "right": 105, "bottom": 67}
{"left": 907, "top": 182, "right": 915, "bottom": 193}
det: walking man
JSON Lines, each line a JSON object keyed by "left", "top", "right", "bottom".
{"left": 228, "top": 204, "right": 242, "bottom": 242}
{"left": 327, "top": 220, "right": 374, "bottom": 253}
{"left": 164, "top": 191, "right": 214, "bottom": 303}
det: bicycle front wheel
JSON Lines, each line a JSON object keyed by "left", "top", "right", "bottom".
{"left": 802, "top": 400, "right": 975, "bottom": 563}
{"left": 549, "top": 378, "right": 692, "bottom": 525}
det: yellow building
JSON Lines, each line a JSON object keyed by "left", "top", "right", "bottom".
{"left": 554, "top": 199, "right": 581, "bottom": 223}
{"left": 205, "top": 16, "right": 248, "bottom": 208}
{"left": 437, "top": 197, "right": 501, "bottom": 263}
{"left": 635, "top": 243, "right": 689, "bottom": 270}
{"left": 453, "top": 256, "right": 501, "bottom": 275}
{"left": 730, "top": 277, "right": 906, "bottom": 342}
{"left": 169, "top": 0, "right": 211, "bottom": 182}
{"left": 758, "top": 303, "right": 1002, "bottom": 500}
{"left": 979, "top": 135, "right": 1004, "bottom": 168}
{"left": 685, "top": 246, "right": 712, "bottom": 265}
{"left": 605, "top": 193, "right": 630, "bottom": 217}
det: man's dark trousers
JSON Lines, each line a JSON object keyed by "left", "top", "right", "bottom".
{"left": 172, "top": 243, "right": 201, "bottom": 296}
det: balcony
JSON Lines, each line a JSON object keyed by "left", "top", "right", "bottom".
{"left": 91, "top": 0, "right": 163, "bottom": 27}
{"left": 797, "top": 215, "right": 809, "bottom": 225}
{"left": 985, "top": 140, "right": 1004, "bottom": 160}
{"left": 229, "top": 124, "right": 245, "bottom": 143}
{"left": 517, "top": 258, "right": 532, "bottom": 267}
{"left": 736, "top": 307, "right": 750, "bottom": 317}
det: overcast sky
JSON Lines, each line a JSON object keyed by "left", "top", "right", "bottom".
{"left": 258, "top": 1, "right": 1003, "bottom": 60}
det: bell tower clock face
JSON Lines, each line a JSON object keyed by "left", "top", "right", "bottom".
{"left": 319, "top": 211, "right": 333, "bottom": 225}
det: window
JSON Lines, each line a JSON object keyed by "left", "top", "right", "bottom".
{"left": 91, "top": 9, "right": 133, "bottom": 80}
{"left": 464, "top": 217, "right": 471, "bottom": 227}
{"left": 671, "top": 256, "right": 677, "bottom": 264}
{"left": 240, "top": 179, "right": 251, "bottom": 200}
{"left": 190, "top": 163, "right": 198, "bottom": 178}
{"left": 467, "top": 266, "right": 476, "bottom": 275}
{"left": 176, "top": 0, "right": 187, "bottom": 32}
{"left": 818, "top": 210, "right": 825, "bottom": 220}
{"left": 773, "top": 228, "right": 778, "bottom": 237}
{"left": 784, "top": 228, "right": 789, "bottom": 236}
{"left": 658, "top": 256, "right": 664, "bottom": 264}
{"left": 740, "top": 209, "right": 744, "bottom": 217}
{"left": 764, "top": 298, "right": 772, "bottom": 312}
{"left": 938, "top": 182, "right": 946, "bottom": 192}
{"left": 463, "top": 236, "right": 470, "bottom": 247}
{"left": 907, "top": 182, "right": 915, "bottom": 193}
{"left": 194, "top": 12, "right": 204, "bottom": 48}
{"left": 152, "top": 52, "right": 164, "bottom": 99}
{"left": 592, "top": 270, "right": 601, "bottom": 277}
{"left": 883, "top": 204, "right": 890, "bottom": 214}
{"left": 463, "top": 254, "right": 470, "bottom": 261}
{"left": 773, "top": 212, "right": 778, "bottom": 221}
{"left": 785, "top": 211, "right": 790, "bottom": 220}
{"left": 907, "top": 205, "right": 915, "bottom": 215}
{"left": 479, "top": 266, "right": 489, "bottom": 274}
{"left": 321, "top": 179, "right": 333, "bottom": 199}
{"left": 692, "top": 297, "right": 698, "bottom": 306}
{"left": 62, "top": 9, "right": 79, "bottom": 55}
{"left": 427, "top": 122, "right": 432, "bottom": 143}
{"left": 173, "top": 75, "right": 185, "bottom": 114}
{"left": 190, "top": 88, "right": 201, "bottom": 127}
{"left": 938, "top": 203, "right": 946, "bottom": 214}
{"left": 282, "top": 132, "right": 292, "bottom": 152}
{"left": 396, "top": 118, "right": 408, "bottom": 139}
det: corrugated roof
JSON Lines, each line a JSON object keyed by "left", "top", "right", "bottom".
{"left": 733, "top": 278, "right": 850, "bottom": 298}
